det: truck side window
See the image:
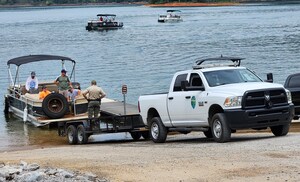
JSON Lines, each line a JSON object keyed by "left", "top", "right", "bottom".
{"left": 173, "top": 74, "right": 187, "bottom": 92}
{"left": 189, "top": 73, "right": 203, "bottom": 87}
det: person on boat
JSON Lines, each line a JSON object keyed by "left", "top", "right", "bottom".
{"left": 68, "top": 86, "right": 81, "bottom": 102}
{"left": 25, "top": 71, "right": 39, "bottom": 94}
{"left": 55, "top": 69, "right": 72, "bottom": 100}
{"left": 82, "top": 80, "right": 106, "bottom": 119}
{"left": 99, "top": 16, "right": 103, "bottom": 22}
{"left": 39, "top": 85, "right": 51, "bottom": 100}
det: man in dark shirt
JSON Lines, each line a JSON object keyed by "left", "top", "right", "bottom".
{"left": 55, "top": 69, "right": 72, "bottom": 99}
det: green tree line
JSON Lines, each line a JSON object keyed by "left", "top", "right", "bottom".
{"left": 0, "top": 0, "right": 299, "bottom": 5}
{"left": 0, "top": 0, "right": 145, "bottom": 5}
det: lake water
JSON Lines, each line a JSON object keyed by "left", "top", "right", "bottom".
{"left": 0, "top": 4, "right": 299, "bottom": 151}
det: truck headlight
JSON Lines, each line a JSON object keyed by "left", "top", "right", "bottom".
{"left": 286, "top": 90, "right": 292, "bottom": 103}
{"left": 224, "top": 96, "right": 242, "bottom": 107}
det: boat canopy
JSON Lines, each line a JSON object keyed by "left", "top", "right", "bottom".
{"left": 167, "top": 10, "right": 181, "bottom": 13}
{"left": 7, "top": 55, "right": 75, "bottom": 66}
{"left": 97, "top": 14, "right": 116, "bottom": 17}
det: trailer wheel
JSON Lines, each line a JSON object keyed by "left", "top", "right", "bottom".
{"left": 271, "top": 124, "right": 290, "bottom": 136}
{"left": 150, "top": 117, "right": 167, "bottom": 143}
{"left": 203, "top": 128, "right": 213, "bottom": 139}
{"left": 42, "top": 93, "right": 68, "bottom": 119}
{"left": 141, "top": 131, "right": 150, "bottom": 140}
{"left": 130, "top": 132, "right": 142, "bottom": 141}
{"left": 67, "top": 125, "right": 77, "bottom": 145}
{"left": 77, "top": 125, "right": 88, "bottom": 144}
{"left": 211, "top": 113, "right": 231, "bottom": 143}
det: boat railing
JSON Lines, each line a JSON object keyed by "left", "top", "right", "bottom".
{"left": 8, "top": 88, "right": 36, "bottom": 106}
{"left": 73, "top": 99, "right": 77, "bottom": 116}
{"left": 89, "top": 19, "right": 119, "bottom": 23}
{"left": 7, "top": 88, "right": 37, "bottom": 122}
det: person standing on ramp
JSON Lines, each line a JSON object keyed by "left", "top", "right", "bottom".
{"left": 82, "top": 80, "right": 106, "bottom": 119}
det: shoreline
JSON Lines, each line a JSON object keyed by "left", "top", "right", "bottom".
{"left": 0, "top": 133, "right": 299, "bottom": 181}
{"left": 1, "top": 1, "right": 299, "bottom": 9}
{"left": 146, "top": 2, "right": 239, "bottom": 7}
{"left": 0, "top": 2, "right": 146, "bottom": 8}
{"left": 1, "top": 122, "right": 299, "bottom": 153}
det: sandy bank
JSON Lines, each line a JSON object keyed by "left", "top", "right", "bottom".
{"left": 146, "top": 2, "right": 239, "bottom": 7}
{"left": 0, "top": 132, "right": 299, "bottom": 181}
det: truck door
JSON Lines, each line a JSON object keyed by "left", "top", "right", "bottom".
{"left": 167, "top": 73, "right": 206, "bottom": 127}
{"left": 185, "top": 73, "right": 207, "bottom": 126}
{"left": 167, "top": 73, "right": 190, "bottom": 126}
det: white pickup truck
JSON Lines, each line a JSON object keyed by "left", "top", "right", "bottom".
{"left": 138, "top": 57, "right": 294, "bottom": 143}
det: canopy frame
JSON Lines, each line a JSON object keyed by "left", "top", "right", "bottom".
{"left": 7, "top": 54, "right": 76, "bottom": 88}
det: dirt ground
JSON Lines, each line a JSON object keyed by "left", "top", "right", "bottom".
{"left": 0, "top": 131, "right": 299, "bottom": 182}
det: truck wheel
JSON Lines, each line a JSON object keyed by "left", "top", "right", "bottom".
{"left": 77, "top": 125, "right": 88, "bottom": 144}
{"left": 141, "top": 131, "right": 150, "bottom": 140}
{"left": 211, "top": 113, "right": 231, "bottom": 143}
{"left": 130, "top": 132, "right": 142, "bottom": 141}
{"left": 203, "top": 128, "right": 213, "bottom": 138}
{"left": 67, "top": 125, "right": 77, "bottom": 145}
{"left": 270, "top": 124, "right": 290, "bottom": 136}
{"left": 150, "top": 117, "right": 167, "bottom": 143}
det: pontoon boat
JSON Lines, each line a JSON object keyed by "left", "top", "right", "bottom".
{"left": 158, "top": 10, "right": 183, "bottom": 23}
{"left": 86, "top": 14, "right": 123, "bottom": 31}
{"left": 4, "top": 55, "right": 88, "bottom": 126}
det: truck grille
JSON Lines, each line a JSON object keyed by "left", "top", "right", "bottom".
{"left": 242, "top": 89, "right": 288, "bottom": 109}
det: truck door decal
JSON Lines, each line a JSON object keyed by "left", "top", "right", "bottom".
{"left": 191, "top": 96, "right": 196, "bottom": 109}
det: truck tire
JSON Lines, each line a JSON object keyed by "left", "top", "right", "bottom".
{"left": 141, "top": 131, "right": 150, "bottom": 140}
{"left": 270, "top": 124, "right": 290, "bottom": 136}
{"left": 203, "top": 128, "right": 213, "bottom": 138}
{"left": 42, "top": 93, "right": 68, "bottom": 119}
{"left": 211, "top": 113, "right": 231, "bottom": 143}
{"left": 67, "top": 125, "right": 77, "bottom": 145}
{"left": 150, "top": 117, "right": 167, "bottom": 143}
{"left": 130, "top": 132, "right": 142, "bottom": 141}
{"left": 77, "top": 125, "right": 88, "bottom": 144}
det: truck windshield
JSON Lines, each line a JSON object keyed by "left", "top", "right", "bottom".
{"left": 203, "top": 69, "right": 262, "bottom": 87}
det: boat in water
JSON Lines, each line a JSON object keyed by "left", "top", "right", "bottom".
{"left": 86, "top": 14, "right": 123, "bottom": 31}
{"left": 158, "top": 10, "right": 183, "bottom": 23}
{"left": 4, "top": 55, "right": 88, "bottom": 126}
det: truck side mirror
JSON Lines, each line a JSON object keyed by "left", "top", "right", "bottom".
{"left": 265, "top": 73, "right": 273, "bottom": 83}
{"left": 181, "top": 80, "right": 189, "bottom": 91}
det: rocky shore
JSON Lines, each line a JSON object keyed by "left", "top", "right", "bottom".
{"left": 0, "top": 161, "right": 106, "bottom": 182}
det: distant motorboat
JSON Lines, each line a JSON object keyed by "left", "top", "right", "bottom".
{"left": 158, "top": 10, "right": 183, "bottom": 23}
{"left": 86, "top": 14, "right": 123, "bottom": 31}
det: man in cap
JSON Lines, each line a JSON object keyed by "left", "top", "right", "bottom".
{"left": 82, "top": 80, "right": 106, "bottom": 119}
{"left": 26, "top": 71, "right": 39, "bottom": 94}
{"left": 55, "top": 69, "right": 72, "bottom": 99}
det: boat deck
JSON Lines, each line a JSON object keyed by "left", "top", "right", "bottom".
{"left": 36, "top": 98, "right": 139, "bottom": 125}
